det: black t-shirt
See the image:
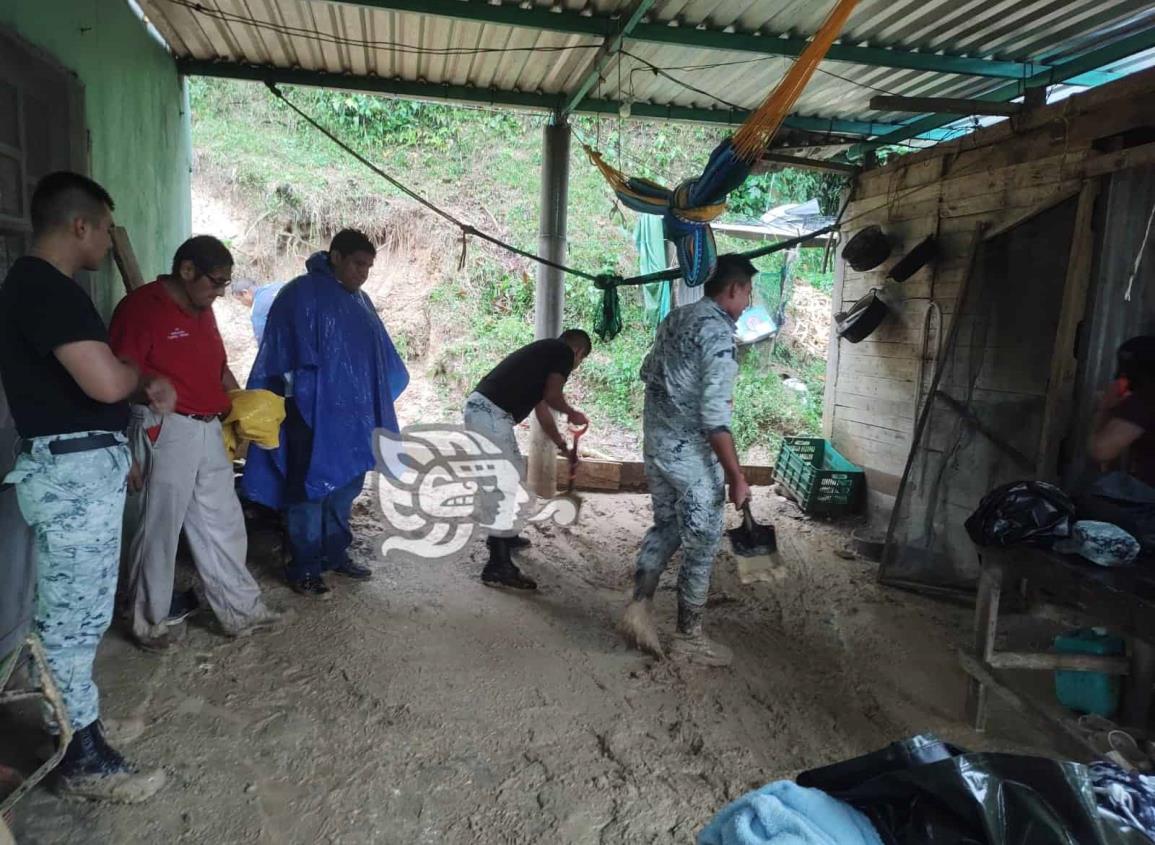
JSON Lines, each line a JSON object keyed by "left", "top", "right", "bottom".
{"left": 0, "top": 256, "right": 130, "bottom": 437}
{"left": 474, "top": 339, "right": 575, "bottom": 423}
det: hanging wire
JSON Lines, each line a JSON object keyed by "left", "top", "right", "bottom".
{"left": 168, "top": 0, "right": 601, "bottom": 57}
{"left": 262, "top": 83, "right": 602, "bottom": 282}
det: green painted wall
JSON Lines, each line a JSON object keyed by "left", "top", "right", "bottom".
{"left": 1, "top": 0, "right": 192, "bottom": 318}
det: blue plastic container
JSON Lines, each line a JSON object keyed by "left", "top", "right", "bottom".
{"left": 1053, "top": 628, "right": 1125, "bottom": 718}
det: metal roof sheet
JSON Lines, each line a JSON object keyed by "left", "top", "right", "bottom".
{"left": 137, "top": 0, "right": 1155, "bottom": 142}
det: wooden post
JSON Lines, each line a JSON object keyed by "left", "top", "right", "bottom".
{"left": 1035, "top": 180, "right": 1100, "bottom": 480}
{"left": 966, "top": 555, "right": 1004, "bottom": 731}
{"left": 111, "top": 226, "right": 144, "bottom": 293}
{"left": 527, "top": 121, "right": 571, "bottom": 498}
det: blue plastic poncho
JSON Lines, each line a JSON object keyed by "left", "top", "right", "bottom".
{"left": 241, "top": 252, "right": 409, "bottom": 509}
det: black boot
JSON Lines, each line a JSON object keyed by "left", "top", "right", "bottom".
{"left": 482, "top": 537, "right": 537, "bottom": 590}
{"left": 56, "top": 721, "right": 166, "bottom": 803}
{"left": 633, "top": 569, "right": 662, "bottom": 601}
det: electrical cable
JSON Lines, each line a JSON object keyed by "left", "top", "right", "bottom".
{"left": 168, "top": 0, "right": 602, "bottom": 57}
{"left": 263, "top": 82, "right": 602, "bottom": 282}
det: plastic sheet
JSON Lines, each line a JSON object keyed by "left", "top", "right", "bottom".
{"left": 222, "top": 388, "right": 286, "bottom": 461}
{"left": 965, "top": 480, "right": 1075, "bottom": 548}
{"left": 797, "top": 735, "right": 1152, "bottom": 844}
{"left": 1054, "top": 520, "right": 1141, "bottom": 567}
{"left": 241, "top": 252, "right": 409, "bottom": 509}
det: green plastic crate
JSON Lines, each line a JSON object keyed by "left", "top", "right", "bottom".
{"left": 774, "top": 437, "right": 865, "bottom": 515}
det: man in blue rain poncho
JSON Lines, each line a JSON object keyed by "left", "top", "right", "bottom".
{"left": 242, "top": 230, "right": 409, "bottom": 599}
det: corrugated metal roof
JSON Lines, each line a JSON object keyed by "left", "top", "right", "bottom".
{"left": 137, "top": 0, "right": 1155, "bottom": 139}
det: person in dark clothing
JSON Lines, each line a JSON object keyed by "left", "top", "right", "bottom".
{"left": 1089, "top": 336, "right": 1155, "bottom": 486}
{"left": 463, "top": 330, "right": 591, "bottom": 589}
{"left": 0, "top": 171, "right": 175, "bottom": 802}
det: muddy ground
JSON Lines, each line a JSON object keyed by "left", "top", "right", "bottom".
{"left": 9, "top": 488, "right": 1050, "bottom": 844}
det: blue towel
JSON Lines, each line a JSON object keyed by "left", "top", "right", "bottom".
{"left": 698, "top": 781, "right": 883, "bottom": 845}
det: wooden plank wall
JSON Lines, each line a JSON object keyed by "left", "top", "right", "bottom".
{"left": 824, "top": 66, "right": 1155, "bottom": 521}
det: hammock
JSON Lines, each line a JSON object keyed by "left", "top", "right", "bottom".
{"left": 586, "top": 0, "right": 860, "bottom": 339}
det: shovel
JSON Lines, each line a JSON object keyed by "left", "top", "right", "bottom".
{"left": 728, "top": 500, "right": 784, "bottom": 584}
{"left": 560, "top": 423, "right": 588, "bottom": 520}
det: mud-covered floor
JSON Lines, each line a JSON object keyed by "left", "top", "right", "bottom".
{"left": 8, "top": 492, "right": 1049, "bottom": 844}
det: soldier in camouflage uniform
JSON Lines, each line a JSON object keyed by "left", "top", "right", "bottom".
{"left": 0, "top": 173, "right": 174, "bottom": 802}
{"left": 620, "top": 254, "right": 755, "bottom": 667}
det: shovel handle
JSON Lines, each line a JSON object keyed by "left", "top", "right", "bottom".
{"left": 740, "top": 500, "right": 756, "bottom": 533}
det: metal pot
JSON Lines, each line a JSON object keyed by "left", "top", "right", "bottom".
{"left": 836, "top": 289, "right": 890, "bottom": 343}
{"left": 842, "top": 225, "right": 892, "bottom": 272}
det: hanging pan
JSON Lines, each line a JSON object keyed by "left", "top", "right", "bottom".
{"left": 841, "top": 225, "right": 892, "bottom": 272}
{"left": 836, "top": 289, "right": 890, "bottom": 343}
{"left": 887, "top": 235, "right": 939, "bottom": 283}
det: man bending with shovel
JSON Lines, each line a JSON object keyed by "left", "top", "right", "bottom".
{"left": 621, "top": 254, "right": 754, "bottom": 667}
{"left": 464, "top": 329, "right": 591, "bottom": 590}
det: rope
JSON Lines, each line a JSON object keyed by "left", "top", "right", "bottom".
{"left": 264, "top": 83, "right": 602, "bottom": 283}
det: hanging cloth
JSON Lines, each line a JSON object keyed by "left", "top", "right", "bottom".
{"left": 634, "top": 213, "right": 672, "bottom": 329}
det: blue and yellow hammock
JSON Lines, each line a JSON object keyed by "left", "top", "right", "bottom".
{"left": 586, "top": 0, "right": 860, "bottom": 341}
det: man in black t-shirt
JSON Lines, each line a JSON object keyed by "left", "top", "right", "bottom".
{"left": 1090, "top": 336, "right": 1155, "bottom": 487}
{"left": 463, "top": 329, "right": 590, "bottom": 589}
{"left": 0, "top": 172, "right": 175, "bottom": 803}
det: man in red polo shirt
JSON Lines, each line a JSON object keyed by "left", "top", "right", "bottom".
{"left": 110, "top": 235, "right": 275, "bottom": 651}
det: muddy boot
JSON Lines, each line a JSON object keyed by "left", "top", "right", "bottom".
{"left": 55, "top": 721, "right": 166, "bottom": 803}
{"left": 482, "top": 537, "right": 537, "bottom": 591}
{"left": 619, "top": 570, "right": 664, "bottom": 658}
{"left": 670, "top": 604, "right": 732, "bottom": 668}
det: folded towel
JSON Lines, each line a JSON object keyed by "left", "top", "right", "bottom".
{"left": 699, "top": 781, "right": 883, "bottom": 845}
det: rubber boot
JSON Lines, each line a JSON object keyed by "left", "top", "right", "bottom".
{"left": 670, "top": 603, "right": 733, "bottom": 667}
{"left": 55, "top": 721, "right": 166, "bottom": 803}
{"left": 482, "top": 537, "right": 537, "bottom": 590}
{"left": 619, "top": 570, "right": 664, "bottom": 658}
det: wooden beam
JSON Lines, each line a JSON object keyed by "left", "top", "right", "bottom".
{"left": 1036, "top": 180, "right": 1100, "bottom": 480}
{"left": 755, "top": 153, "right": 860, "bottom": 176}
{"left": 556, "top": 458, "right": 775, "bottom": 492}
{"left": 869, "top": 95, "right": 1023, "bottom": 117}
{"left": 987, "top": 651, "right": 1130, "bottom": 673}
{"left": 959, "top": 650, "right": 1100, "bottom": 758}
{"left": 110, "top": 226, "right": 144, "bottom": 293}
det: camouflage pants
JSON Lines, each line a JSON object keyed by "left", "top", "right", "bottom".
{"left": 635, "top": 438, "right": 725, "bottom": 609}
{"left": 5, "top": 432, "right": 130, "bottom": 730}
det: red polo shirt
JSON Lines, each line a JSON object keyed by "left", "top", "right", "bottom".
{"left": 109, "top": 279, "right": 230, "bottom": 416}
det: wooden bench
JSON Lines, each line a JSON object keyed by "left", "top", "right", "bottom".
{"left": 960, "top": 547, "right": 1155, "bottom": 749}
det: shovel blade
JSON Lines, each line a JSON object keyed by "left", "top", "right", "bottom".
{"left": 728, "top": 522, "right": 777, "bottom": 558}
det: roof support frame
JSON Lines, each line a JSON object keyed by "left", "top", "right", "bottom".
{"left": 847, "top": 27, "right": 1155, "bottom": 158}
{"left": 560, "top": 0, "right": 657, "bottom": 118}
{"left": 178, "top": 58, "right": 952, "bottom": 138}
{"left": 328, "top": 0, "right": 1109, "bottom": 83}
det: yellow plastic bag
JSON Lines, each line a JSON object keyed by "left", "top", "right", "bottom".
{"left": 222, "top": 389, "right": 286, "bottom": 461}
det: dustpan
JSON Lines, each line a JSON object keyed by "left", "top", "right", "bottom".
{"left": 728, "top": 501, "right": 783, "bottom": 583}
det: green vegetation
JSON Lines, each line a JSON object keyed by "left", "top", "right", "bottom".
{"left": 190, "top": 79, "right": 835, "bottom": 456}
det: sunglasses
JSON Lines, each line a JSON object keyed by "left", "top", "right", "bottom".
{"left": 198, "top": 271, "right": 231, "bottom": 290}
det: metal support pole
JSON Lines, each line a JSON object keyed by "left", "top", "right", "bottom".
{"left": 527, "top": 120, "right": 571, "bottom": 497}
